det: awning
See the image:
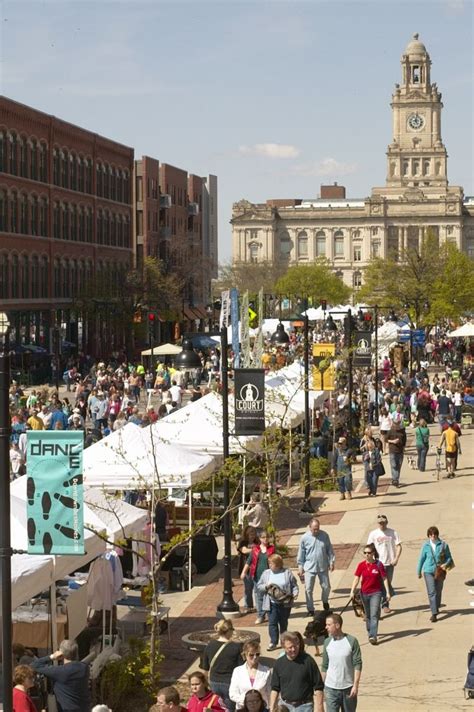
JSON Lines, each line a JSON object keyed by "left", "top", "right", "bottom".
{"left": 192, "top": 305, "right": 208, "bottom": 319}
{"left": 183, "top": 306, "right": 198, "bottom": 320}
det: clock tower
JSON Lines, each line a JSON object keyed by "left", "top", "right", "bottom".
{"left": 385, "top": 34, "right": 448, "bottom": 193}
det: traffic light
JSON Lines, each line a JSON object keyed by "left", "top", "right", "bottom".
{"left": 320, "top": 299, "right": 327, "bottom": 311}
{"left": 148, "top": 312, "right": 156, "bottom": 323}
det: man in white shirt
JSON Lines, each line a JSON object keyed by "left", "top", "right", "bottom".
{"left": 321, "top": 613, "right": 362, "bottom": 712}
{"left": 367, "top": 514, "right": 402, "bottom": 614}
{"left": 169, "top": 380, "right": 182, "bottom": 407}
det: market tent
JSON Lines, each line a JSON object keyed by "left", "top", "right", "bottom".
{"left": 266, "top": 362, "right": 325, "bottom": 410}
{"left": 83, "top": 489, "right": 149, "bottom": 537}
{"left": 83, "top": 422, "right": 218, "bottom": 489}
{"left": 11, "top": 554, "right": 55, "bottom": 610}
{"left": 141, "top": 343, "right": 182, "bottom": 356}
{"left": 447, "top": 322, "right": 474, "bottom": 338}
{"left": 302, "top": 304, "right": 369, "bottom": 321}
{"left": 151, "top": 392, "right": 265, "bottom": 455}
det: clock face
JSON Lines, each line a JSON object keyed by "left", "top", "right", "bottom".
{"left": 408, "top": 113, "right": 425, "bottom": 130}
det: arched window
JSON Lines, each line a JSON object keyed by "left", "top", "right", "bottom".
{"left": 78, "top": 260, "right": 85, "bottom": 293}
{"left": 77, "top": 156, "right": 84, "bottom": 193}
{"left": 111, "top": 214, "right": 118, "bottom": 246}
{"left": 297, "top": 230, "right": 308, "bottom": 258}
{"left": 9, "top": 132, "right": 18, "bottom": 174}
{"left": 62, "top": 203, "right": 69, "bottom": 240}
{"left": 70, "top": 259, "right": 78, "bottom": 296}
{"left": 30, "top": 139, "right": 38, "bottom": 180}
{"left": 0, "top": 130, "right": 5, "bottom": 172}
{"left": 103, "top": 164, "right": 111, "bottom": 199}
{"left": 40, "top": 256, "right": 48, "bottom": 297}
{"left": 39, "top": 142, "right": 47, "bottom": 182}
{"left": 117, "top": 216, "right": 124, "bottom": 247}
{"left": 31, "top": 255, "right": 39, "bottom": 297}
{"left": 315, "top": 230, "right": 326, "bottom": 257}
{"left": 104, "top": 210, "right": 110, "bottom": 245}
{"left": 31, "top": 195, "right": 38, "bottom": 236}
{"left": 19, "top": 136, "right": 27, "bottom": 177}
{"left": 53, "top": 258, "right": 61, "bottom": 297}
{"left": 11, "top": 254, "right": 19, "bottom": 297}
{"left": 86, "top": 208, "right": 93, "bottom": 242}
{"left": 279, "top": 231, "right": 292, "bottom": 257}
{"left": 124, "top": 215, "right": 130, "bottom": 247}
{"left": 96, "top": 162, "right": 103, "bottom": 197}
{"left": 70, "top": 152, "right": 77, "bottom": 190}
{"left": 334, "top": 230, "right": 344, "bottom": 257}
{"left": 248, "top": 242, "right": 259, "bottom": 263}
{"left": 20, "top": 193, "right": 28, "bottom": 234}
{"left": 123, "top": 170, "right": 130, "bottom": 203}
{"left": 85, "top": 158, "right": 92, "bottom": 193}
{"left": 20, "top": 254, "right": 29, "bottom": 298}
{"left": 62, "top": 259, "right": 69, "bottom": 298}
{"left": 117, "top": 170, "right": 124, "bottom": 203}
{"left": 0, "top": 253, "right": 9, "bottom": 298}
{"left": 39, "top": 197, "right": 48, "bottom": 236}
{"left": 78, "top": 206, "right": 85, "bottom": 241}
{"left": 53, "top": 148, "right": 60, "bottom": 184}
{"left": 71, "top": 204, "right": 78, "bottom": 241}
{"left": 61, "top": 150, "right": 68, "bottom": 188}
{"left": 97, "top": 209, "right": 104, "bottom": 244}
{"left": 353, "top": 271, "right": 362, "bottom": 289}
{"left": 10, "top": 191, "right": 18, "bottom": 233}
{"left": 0, "top": 189, "right": 6, "bottom": 231}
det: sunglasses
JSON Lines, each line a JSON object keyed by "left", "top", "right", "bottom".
{"left": 247, "top": 653, "right": 260, "bottom": 658}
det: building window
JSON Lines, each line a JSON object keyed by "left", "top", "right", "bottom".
{"left": 62, "top": 260, "right": 69, "bottom": 298}
{"left": 407, "top": 226, "right": 419, "bottom": 252}
{"left": 412, "top": 65, "right": 421, "bottom": 83}
{"left": 96, "top": 162, "right": 103, "bottom": 197}
{"left": 61, "top": 150, "right": 68, "bottom": 188}
{"left": 39, "top": 198, "right": 47, "bottom": 236}
{"left": 85, "top": 159, "right": 92, "bottom": 194}
{"left": 40, "top": 256, "right": 48, "bottom": 297}
{"left": 11, "top": 255, "right": 19, "bottom": 298}
{"left": 334, "top": 230, "right": 344, "bottom": 257}
{"left": 97, "top": 209, "right": 104, "bottom": 244}
{"left": 53, "top": 202, "right": 60, "bottom": 238}
{"left": 0, "top": 131, "right": 5, "bottom": 172}
{"left": 71, "top": 205, "right": 78, "bottom": 241}
{"left": 249, "top": 242, "right": 259, "bottom": 263}
{"left": 123, "top": 171, "right": 130, "bottom": 203}
{"left": 10, "top": 192, "right": 18, "bottom": 233}
{"left": 53, "top": 148, "right": 60, "bottom": 185}
{"left": 0, "top": 189, "right": 6, "bottom": 231}
{"left": 9, "top": 132, "right": 18, "bottom": 174}
{"left": 353, "top": 272, "right": 362, "bottom": 288}
{"left": 0, "top": 253, "right": 9, "bottom": 298}
{"left": 137, "top": 210, "right": 143, "bottom": 235}
{"left": 78, "top": 207, "right": 85, "bottom": 242}
{"left": 279, "top": 232, "right": 292, "bottom": 257}
{"left": 104, "top": 211, "right": 110, "bottom": 245}
{"left": 20, "top": 255, "right": 29, "bottom": 297}
{"left": 353, "top": 245, "right": 362, "bottom": 262}
{"left": 70, "top": 153, "right": 77, "bottom": 190}
{"left": 31, "top": 196, "right": 38, "bottom": 236}
{"left": 104, "top": 163, "right": 111, "bottom": 199}
{"left": 297, "top": 231, "right": 308, "bottom": 258}
{"left": 31, "top": 255, "right": 39, "bottom": 297}
{"left": 20, "top": 193, "right": 28, "bottom": 234}
{"left": 62, "top": 204, "right": 69, "bottom": 240}
{"left": 39, "top": 142, "right": 47, "bottom": 182}
{"left": 30, "top": 139, "right": 38, "bottom": 180}
{"left": 19, "top": 136, "right": 27, "bottom": 177}
{"left": 86, "top": 208, "right": 93, "bottom": 242}
{"left": 371, "top": 241, "right": 380, "bottom": 258}
{"left": 77, "top": 157, "right": 84, "bottom": 193}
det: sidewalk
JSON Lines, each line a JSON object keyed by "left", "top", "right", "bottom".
{"left": 158, "top": 424, "right": 473, "bottom": 711}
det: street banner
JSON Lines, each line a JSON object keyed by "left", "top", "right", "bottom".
{"left": 312, "top": 343, "right": 336, "bottom": 391}
{"left": 230, "top": 288, "right": 240, "bottom": 368}
{"left": 26, "top": 431, "right": 84, "bottom": 555}
{"left": 234, "top": 368, "right": 265, "bottom": 435}
{"left": 353, "top": 331, "right": 372, "bottom": 367}
{"left": 219, "top": 289, "right": 230, "bottom": 329}
{"left": 241, "top": 291, "right": 251, "bottom": 367}
{"left": 252, "top": 288, "right": 264, "bottom": 367}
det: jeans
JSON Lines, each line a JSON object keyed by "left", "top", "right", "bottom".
{"left": 389, "top": 453, "right": 404, "bottom": 483}
{"left": 209, "top": 680, "right": 235, "bottom": 712}
{"left": 253, "top": 580, "right": 264, "bottom": 619}
{"left": 424, "top": 572, "right": 444, "bottom": 615}
{"left": 367, "top": 470, "right": 379, "bottom": 496}
{"left": 242, "top": 573, "right": 254, "bottom": 609}
{"left": 361, "top": 591, "right": 382, "bottom": 639}
{"left": 304, "top": 570, "right": 331, "bottom": 612}
{"left": 324, "top": 687, "right": 358, "bottom": 712}
{"left": 417, "top": 445, "right": 428, "bottom": 471}
{"left": 338, "top": 474, "right": 353, "bottom": 494}
{"left": 362, "top": 461, "right": 370, "bottom": 488}
{"left": 281, "top": 703, "right": 313, "bottom": 712}
{"left": 381, "top": 564, "right": 394, "bottom": 608}
{"left": 268, "top": 602, "right": 291, "bottom": 645}
{"left": 454, "top": 405, "right": 462, "bottom": 423}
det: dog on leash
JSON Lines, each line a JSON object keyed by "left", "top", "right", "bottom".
{"left": 303, "top": 609, "right": 333, "bottom": 656}
{"left": 352, "top": 591, "right": 366, "bottom": 620}
{"left": 407, "top": 455, "right": 417, "bottom": 469}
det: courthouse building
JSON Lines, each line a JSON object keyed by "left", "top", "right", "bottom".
{"left": 231, "top": 35, "right": 474, "bottom": 289}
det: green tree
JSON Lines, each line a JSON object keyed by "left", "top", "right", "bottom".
{"left": 274, "top": 260, "right": 351, "bottom": 304}
{"left": 359, "top": 232, "right": 474, "bottom": 325}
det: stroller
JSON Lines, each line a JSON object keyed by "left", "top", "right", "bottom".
{"left": 464, "top": 646, "right": 474, "bottom": 699}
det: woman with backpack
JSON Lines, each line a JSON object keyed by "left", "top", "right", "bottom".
{"left": 415, "top": 418, "right": 430, "bottom": 471}
{"left": 256, "top": 554, "right": 299, "bottom": 651}
{"left": 350, "top": 543, "right": 391, "bottom": 645}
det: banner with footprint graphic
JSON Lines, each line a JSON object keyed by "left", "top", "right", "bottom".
{"left": 26, "top": 431, "right": 84, "bottom": 555}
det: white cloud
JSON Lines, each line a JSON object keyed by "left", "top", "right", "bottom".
{"left": 291, "top": 157, "right": 357, "bottom": 177}
{"left": 238, "top": 143, "right": 301, "bottom": 159}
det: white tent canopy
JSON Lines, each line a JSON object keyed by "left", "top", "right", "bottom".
{"left": 141, "top": 343, "right": 182, "bottom": 356}
{"left": 83, "top": 422, "right": 218, "bottom": 490}
{"left": 266, "top": 362, "right": 325, "bottom": 411}
{"left": 151, "top": 392, "right": 265, "bottom": 455}
{"left": 11, "top": 554, "right": 55, "bottom": 610}
{"left": 302, "top": 304, "right": 369, "bottom": 321}
{"left": 447, "top": 322, "right": 474, "bottom": 338}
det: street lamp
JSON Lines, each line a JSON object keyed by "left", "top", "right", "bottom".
{"left": 271, "top": 322, "right": 290, "bottom": 345}
{"left": 174, "top": 338, "right": 202, "bottom": 370}
{"left": 0, "top": 311, "right": 12, "bottom": 712}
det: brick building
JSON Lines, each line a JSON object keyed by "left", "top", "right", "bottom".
{"left": 0, "top": 96, "right": 134, "bottom": 357}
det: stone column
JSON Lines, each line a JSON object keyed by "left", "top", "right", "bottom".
{"left": 327, "top": 229, "right": 334, "bottom": 261}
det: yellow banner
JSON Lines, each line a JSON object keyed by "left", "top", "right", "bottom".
{"left": 312, "top": 343, "right": 336, "bottom": 391}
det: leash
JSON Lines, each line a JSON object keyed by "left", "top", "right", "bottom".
{"left": 339, "top": 595, "right": 354, "bottom": 614}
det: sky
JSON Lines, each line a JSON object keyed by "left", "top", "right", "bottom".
{"left": 1, "top": 0, "right": 473, "bottom": 262}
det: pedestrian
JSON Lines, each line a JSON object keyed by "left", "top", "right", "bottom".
{"left": 241, "top": 690, "right": 268, "bottom": 712}
{"left": 269, "top": 631, "right": 324, "bottom": 712}
{"left": 414, "top": 418, "right": 430, "bottom": 472}
{"left": 153, "top": 685, "right": 187, "bottom": 712}
{"left": 187, "top": 672, "right": 226, "bottom": 712}
{"left": 31, "top": 639, "right": 91, "bottom": 712}
{"left": 378, "top": 407, "right": 392, "bottom": 454}
{"left": 321, "top": 613, "right": 362, "bottom": 712}
{"left": 13, "top": 664, "right": 39, "bottom": 712}
{"left": 257, "top": 554, "right": 299, "bottom": 651}
{"left": 240, "top": 530, "right": 275, "bottom": 625}
{"left": 438, "top": 420, "right": 462, "bottom": 478}
{"left": 386, "top": 421, "right": 406, "bottom": 487}
{"left": 359, "top": 426, "right": 374, "bottom": 490}
{"left": 367, "top": 514, "right": 402, "bottom": 614}
{"left": 296, "top": 517, "right": 335, "bottom": 616}
{"left": 229, "top": 641, "right": 272, "bottom": 709}
{"left": 436, "top": 389, "right": 452, "bottom": 430}
{"left": 201, "top": 619, "right": 243, "bottom": 711}
{"left": 237, "top": 526, "right": 259, "bottom": 614}
{"left": 417, "top": 525, "right": 455, "bottom": 623}
{"left": 331, "top": 436, "right": 354, "bottom": 501}
{"left": 244, "top": 495, "right": 269, "bottom": 535}
{"left": 350, "top": 543, "right": 391, "bottom": 645}
{"left": 362, "top": 440, "right": 383, "bottom": 497}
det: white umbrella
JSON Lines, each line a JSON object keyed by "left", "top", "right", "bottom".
{"left": 447, "top": 322, "right": 474, "bottom": 338}
{"left": 141, "top": 343, "right": 182, "bottom": 356}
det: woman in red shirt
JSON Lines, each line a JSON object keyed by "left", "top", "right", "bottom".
{"left": 13, "top": 664, "right": 39, "bottom": 712}
{"left": 350, "top": 543, "right": 391, "bottom": 645}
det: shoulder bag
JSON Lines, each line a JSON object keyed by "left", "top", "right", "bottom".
{"left": 208, "top": 641, "right": 230, "bottom": 673}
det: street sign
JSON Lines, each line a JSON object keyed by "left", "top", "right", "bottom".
{"left": 398, "top": 329, "right": 425, "bottom": 346}
{"left": 353, "top": 331, "right": 372, "bottom": 367}
{"left": 234, "top": 368, "right": 265, "bottom": 435}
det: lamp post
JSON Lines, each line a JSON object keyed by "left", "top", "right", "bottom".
{"left": 0, "top": 311, "right": 12, "bottom": 712}
{"left": 217, "top": 325, "right": 239, "bottom": 614}
{"left": 301, "top": 306, "right": 314, "bottom": 513}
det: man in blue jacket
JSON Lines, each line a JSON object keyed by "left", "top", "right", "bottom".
{"left": 32, "top": 639, "right": 90, "bottom": 712}
{"left": 297, "top": 517, "right": 335, "bottom": 616}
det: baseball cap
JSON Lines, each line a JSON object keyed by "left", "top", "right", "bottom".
{"left": 377, "top": 514, "right": 388, "bottom": 523}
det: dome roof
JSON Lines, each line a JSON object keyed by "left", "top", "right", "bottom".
{"left": 404, "top": 33, "right": 428, "bottom": 58}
